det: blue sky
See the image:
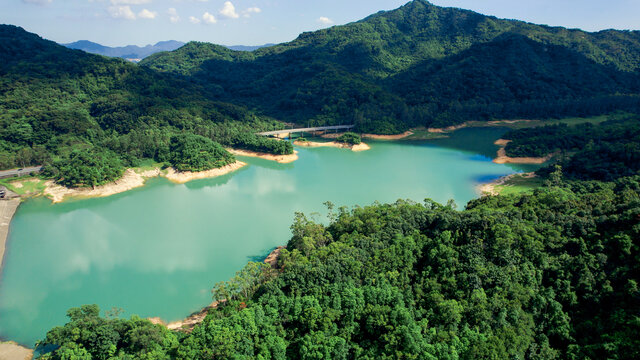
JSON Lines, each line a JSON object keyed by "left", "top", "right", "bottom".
{"left": 1, "top": 0, "right": 639, "bottom": 46}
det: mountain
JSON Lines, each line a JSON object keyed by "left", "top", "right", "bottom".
{"left": 63, "top": 40, "right": 185, "bottom": 61}
{"left": 226, "top": 44, "right": 275, "bottom": 52}
{"left": 141, "top": 0, "right": 640, "bottom": 132}
{"left": 0, "top": 24, "right": 286, "bottom": 177}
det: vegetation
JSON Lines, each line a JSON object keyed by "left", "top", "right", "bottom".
{"left": 491, "top": 174, "right": 544, "bottom": 196}
{"left": 502, "top": 114, "right": 640, "bottom": 181}
{"left": 0, "top": 25, "right": 289, "bottom": 186}
{"left": 168, "top": 134, "right": 234, "bottom": 172}
{"left": 38, "top": 174, "right": 640, "bottom": 359}
{"left": 42, "top": 148, "right": 124, "bottom": 188}
{"left": 335, "top": 132, "right": 362, "bottom": 145}
{"left": 142, "top": 0, "right": 640, "bottom": 133}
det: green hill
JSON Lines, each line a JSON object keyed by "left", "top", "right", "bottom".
{"left": 0, "top": 25, "right": 290, "bottom": 181}
{"left": 141, "top": 0, "right": 640, "bottom": 133}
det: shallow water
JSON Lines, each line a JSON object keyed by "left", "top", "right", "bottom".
{"left": 0, "top": 127, "right": 534, "bottom": 346}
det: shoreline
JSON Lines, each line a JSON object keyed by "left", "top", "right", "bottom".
{"left": 477, "top": 172, "right": 538, "bottom": 196}
{"left": 0, "top": 341, "right": 33, "bottom": 360}
{"left": 41, "top": 161, "right": 247, "bottom": 204}
{"left": 321, "top": 131, "right": 413, "bottom": 140}
{"left": 163, "top": 161, "right": 246, "bottom": 184}
{"left": 149, "top": 246, "right": 287, "bottom": 332}
{"left": 0, "top": 199, "right": 21, "bottom": 274}
{"left": 428, "top": 119, "right": 539, "bottom": 133}
{"left": 228, "top": 149, "right": 298, "bottom": 163}
{"left": 294, "top": 140, "right": 371, "bottom": 152}
{"left": 492, "top": 139, "right": 554, "bottom": 164}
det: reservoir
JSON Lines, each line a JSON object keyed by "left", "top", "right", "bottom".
{"left": 0, "top": 128, "right": 535, "bottom": 346}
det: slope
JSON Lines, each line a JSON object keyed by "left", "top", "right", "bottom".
{"left": 141, "top": 0, "right": 640, "bottom": 133}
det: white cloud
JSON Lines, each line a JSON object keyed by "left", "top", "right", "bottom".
{"left": 22, "top": 0, "right": 52, "bottom": 4}
{"left": 167, "top": 8, "right": 180, "bottom": 23}
{"left": 242, "top": 6, "right": 261, "bottom": 18}
{"left": 189, "top": 16, "right": 201, "bottom": 24}
{"left": 138, "top": 8, "right": 157, "bottom": 19}
{"left": 219, "top": 1, "right": 239, "bottom": 19}
{"left": 108, "top": 5, "right": 136, "bottom": 20}
{"left": 110, "top": 0, "right": 151, "bottom": 4}
{"left": 317, "top": 16, "right": 333, "bottom": 25}
{"left": 202, "top": 11, "right": 217, "bottom": 24}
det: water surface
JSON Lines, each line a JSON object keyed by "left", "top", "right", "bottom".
{"left": 0, "top": 128, "right": 533, "bottom": 346}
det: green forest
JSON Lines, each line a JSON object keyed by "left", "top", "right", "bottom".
{"left": 0, "top": 25, "right": 291, "bottom": 186}
{"left": 38, "top": 173, "right": 640, "bottom": 359}
{"left": 142, "top": 0, "right": 640, "bottom": 132}
{"left": 502, "top": 114, "right": 640, "bottom": 181}
{"left": 1, "top": 0, "right": 640, "bottom": 358}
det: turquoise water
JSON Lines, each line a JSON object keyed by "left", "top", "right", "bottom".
{"left": 0, "top": 128, "right": 533, "bottom": 346}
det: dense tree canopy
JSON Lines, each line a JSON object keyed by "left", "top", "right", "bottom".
{"left": 142, "top": 0, "right": 640, "bottom": 132}
{"left": 502, "top": 114, "right": 640, "bottom": 181}
{"left": 335, "top": 132, "right": 362, "bottom": 145}
{"left": 168, "top": 134, "right": 235, "bottom": 172}
{"left": 39, "top": 174, "right": 640, "bottom": 359}
{"left": 0, "top": 25, "right": 290, "bottom": 181}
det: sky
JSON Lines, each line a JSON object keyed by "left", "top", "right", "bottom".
{"left": 1, "top": 0, "right": 639, "bottom": 47}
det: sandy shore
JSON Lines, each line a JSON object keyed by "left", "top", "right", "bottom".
{"left": 0, "top": 199, "right": 20, "bottom": 273}
{"left": 428, "top": 124, "right": 468, "bottom": 133}
{"left": 228, "top": 149, "right": 299, "bottom": 163}
{"left": 492, "top": 139, "right": 554, "bottom": 164}
{"left": 150, "top": 246, "right": 287, "bottom": 332}
{"left": 0, "top": 341, "right": 33, "bottom": 360}
{"left": 294, "top": 140, "right": 371, "bottom": 152}
{"left": 164, "top": 161, "right": 246, "bottom": 184}
{"left": 428, "top": 119, "right": 539, "bottom": 134}
{"left": 321, "top": 131, "right": 413, "bottom": 140}
{"left": 477, "top": 174, "right": 513, "bottom": 196}
{"left": 478, "top": 172, "right": 537, "bottom": 196}
{"left": 43, "top": 168, "right": 161, "bottom": 203}
{"left": 43, "top": 161, "right": 247, "bottom": 203}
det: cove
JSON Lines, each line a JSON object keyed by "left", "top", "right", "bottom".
{"left": 0, "top": 128, "right": 535, "bottom": 347}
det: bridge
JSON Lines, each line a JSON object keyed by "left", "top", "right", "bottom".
{"left": 257, "top": 125, "right": 354, "bottom": 137}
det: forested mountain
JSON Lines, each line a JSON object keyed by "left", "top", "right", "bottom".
{"left": 142, "top": 0, "right": 640, "bottom": 133}
{"left": 0, "top": 25, "right": 290, "bottom": 184}
{"left": 39, "top": 177, "right": 640, "bottom": 359}
{"left": 63, "top": 40, "right": 185, "bottom": 61}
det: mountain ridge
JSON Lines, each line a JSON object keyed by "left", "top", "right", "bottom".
{"left": 140, "top": 0, "right": 640, "bottom": 132}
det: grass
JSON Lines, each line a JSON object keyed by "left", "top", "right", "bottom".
{"left": 493, "top": 174, "right": 544, "bottom": 195}
{"left": 134, "top": 159, "right": 164, "bottom": 173}
{"left": 403, "top": 127, "right": 450, "bottom": 140}
{"left": 0, "top": 175, "right": 48, "bottom": 196}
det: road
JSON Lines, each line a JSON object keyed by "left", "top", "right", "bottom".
{"left": 0, "top": 166, "right": 42, "bottom": 179}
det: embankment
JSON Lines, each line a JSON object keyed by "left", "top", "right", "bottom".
{"left": 321, "top": 131, "right": 413, "bottom": 140}
{"left": 0, "top": 341, "right": 33, "bottom": 360}
{"left": 43, "top": 161, "right": 247, "bottom": 203}
{"left": 492, "top": 139, "right": 554, "bottom": 164}
{"left": 0, "top": 199, "right": 21, "bottom": 272}
{"left": 294, "top": 140, "right": 370, "bottom": 152}
{"left": 228, "top": 149, "right": 298, "bottom": 163}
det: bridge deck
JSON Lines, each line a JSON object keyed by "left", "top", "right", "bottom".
{"left": 258, "top": 125, "right": 354, "bottom": 136}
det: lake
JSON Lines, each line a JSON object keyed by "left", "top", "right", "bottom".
{"left": 0, "top": 128, "right": 535, "bottom": 346}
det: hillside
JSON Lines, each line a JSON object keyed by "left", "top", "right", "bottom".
{"left": 0, "top": 25, "right": 289, "bottom": 183}
{"left": 39, "top": 177, "right": 640, "bottom": 359}
{"left": 141, "top": 0, "right": 640, "bottom": 133}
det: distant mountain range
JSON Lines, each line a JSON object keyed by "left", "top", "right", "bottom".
{"left": 62, "top": 40, "right": 273, "bottom": 61}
